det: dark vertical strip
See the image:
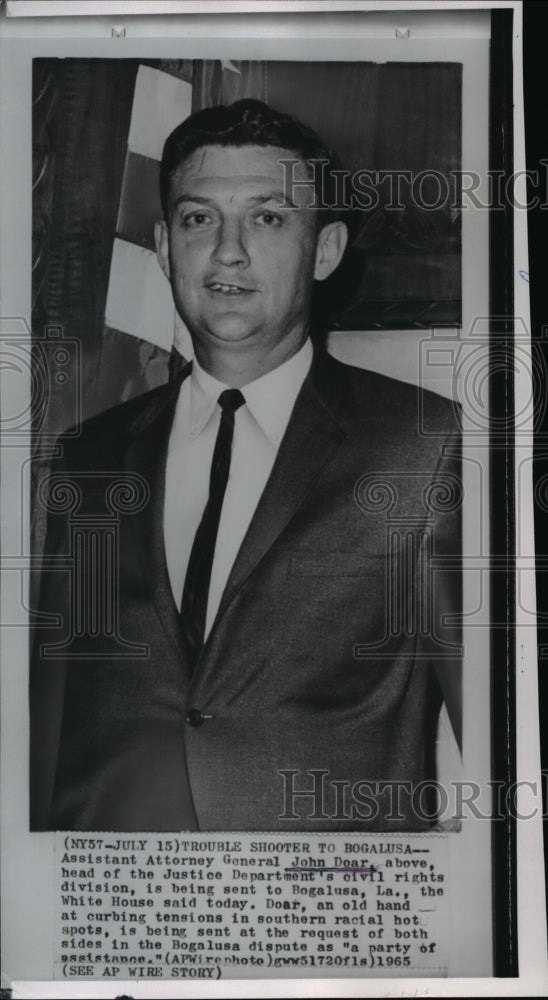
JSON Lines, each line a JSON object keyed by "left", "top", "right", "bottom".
{"left": 524, "top": 0, "right": 548, "bottom": 946}
{"left": 490, "top": 8, "right": 517, "bottom": 977}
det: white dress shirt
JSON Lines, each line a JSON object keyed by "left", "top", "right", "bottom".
{"left": 164, "top": 338, "right": 313, "bottom": 637}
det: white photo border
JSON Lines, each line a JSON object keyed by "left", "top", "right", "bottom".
{"left": 0, "top": 1, "right": 545, "bottom": 997}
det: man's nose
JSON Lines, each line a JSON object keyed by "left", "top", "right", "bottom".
{"left": 211, "top": 219, "right": 250, "bottom": 267}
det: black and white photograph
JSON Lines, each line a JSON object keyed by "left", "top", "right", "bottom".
{"left": 0, "top": 1, "right": 545, "bottom": 995}
{"left": 29, "top": 55, "right": 463, "bottom": 835}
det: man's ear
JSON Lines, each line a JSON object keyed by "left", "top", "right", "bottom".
{"left": 154, "top": 220, "right": 170, "bottom": 280}
{"left": 314, "top": 221, "right": 348, "bottom": 282}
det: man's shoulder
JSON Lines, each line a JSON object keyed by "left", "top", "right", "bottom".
{"left": 319, "top": 352, "right": 460, "bottom": 436}
{"left": 58, "top": 376, "right": 183, "bottom": 469}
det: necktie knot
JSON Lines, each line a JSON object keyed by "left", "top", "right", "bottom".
{"left": 218, "top": 389, "right": 245, "bottom": 414}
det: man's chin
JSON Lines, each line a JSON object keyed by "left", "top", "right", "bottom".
{"left": 200, "top": 319, "right": 260, "bottom": 344}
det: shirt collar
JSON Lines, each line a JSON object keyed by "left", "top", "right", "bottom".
{"left": 187, "top": 360, "right": 228, "bottom": 439}
{"left": 243, "top": 338, "right": 313, "bottom": 445}
{"left": 184, "top": 338, "right": 313, "bottom": 444}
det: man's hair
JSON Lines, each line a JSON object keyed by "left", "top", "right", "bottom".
{"left": 159, "top": 98, "right": 348, "bottom": 228}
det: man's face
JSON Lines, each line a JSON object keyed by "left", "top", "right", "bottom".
{"left": 155, "top": 144, "right": 346, "bottom": 367}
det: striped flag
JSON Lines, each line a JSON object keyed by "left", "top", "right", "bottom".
{"left": 105, "top": 64, "right": 195, "bottom": 358}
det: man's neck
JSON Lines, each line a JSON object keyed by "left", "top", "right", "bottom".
{"left": 192, "top": 334, "right": 310, "bottom": 389}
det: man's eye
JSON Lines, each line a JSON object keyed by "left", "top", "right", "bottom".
{"left": 183, "top": 212, "right": 212, "bottom": 228}
{"left": 255, "top": 211, "right": 282, "bottom": 227}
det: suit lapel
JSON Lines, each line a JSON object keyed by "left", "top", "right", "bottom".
{"left": 122, "top": 350, "right": 352, "bottom": 668}
{"left": 213, "top": 350, "right": 349, "bottom": 626}
{"left": 124, "top": 366, "right": 193, "bottom": 669}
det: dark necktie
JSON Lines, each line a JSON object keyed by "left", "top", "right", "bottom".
{"left": 180, "top": 388, "right": 246, "bottom": 664}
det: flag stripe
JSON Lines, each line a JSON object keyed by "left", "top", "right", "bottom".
{"left": 128, "top": 64, "right": 193, "bottom": 161}
{"left": 105, "top": 238, "right": 176, "bottom": 351}
{"left": 116, "top": 150, "right": 162, "bottom": 251}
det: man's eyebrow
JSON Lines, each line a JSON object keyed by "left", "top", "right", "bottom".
{"left": 250, "top": 192, "right": 299, "bottom": 209}
{"left": 172, "top": 191, "right": 299, "bottom": 210}
{"left": 172, "top": 194, "right": 213, "bottom": 210}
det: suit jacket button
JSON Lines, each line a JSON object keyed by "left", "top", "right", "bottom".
{"left": 186, "top": 709, "right": 205, "bottom": 727}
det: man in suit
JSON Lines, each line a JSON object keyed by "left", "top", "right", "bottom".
{"left": 30, "top": 99, "right": 461, "bottom": 832}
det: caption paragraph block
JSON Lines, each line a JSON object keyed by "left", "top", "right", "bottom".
{"left": 54, "top": 833, "right": 451, "bottom": 981}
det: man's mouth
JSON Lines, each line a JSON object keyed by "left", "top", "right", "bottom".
{"left": 207, "top": 282, "right": 253, "bottom": 296}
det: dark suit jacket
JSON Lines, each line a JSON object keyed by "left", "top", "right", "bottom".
{"left": 30, "top": 349, "right": 461, "bottom": 832}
